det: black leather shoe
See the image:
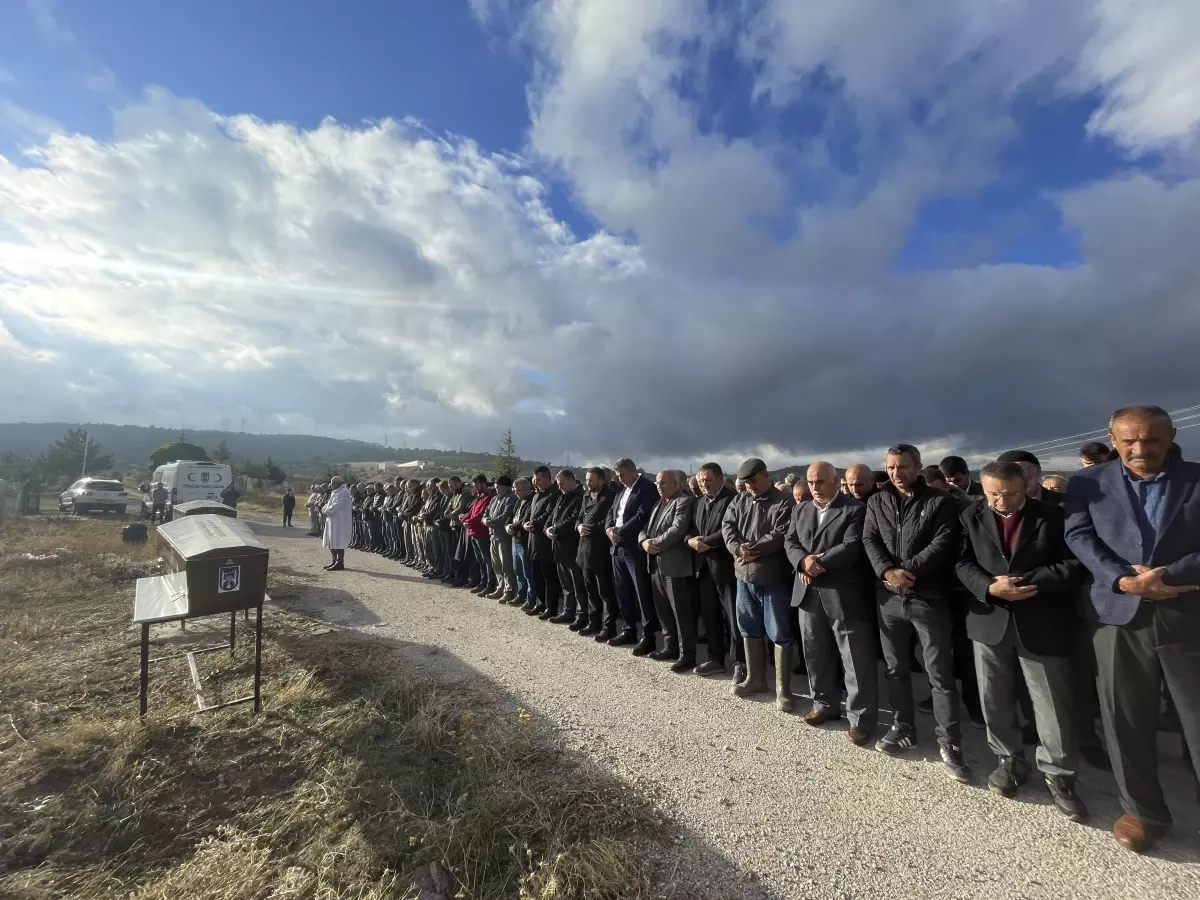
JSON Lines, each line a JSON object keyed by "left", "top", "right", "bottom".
{"left": 693, "top": 660, "right": 726, "bottom": 676}
{"left": 578, "top": 623, "right": 601, "bottom": 636}
{"left": 1046, "top": 775, "right": 1088, "bottom": 822}
{"left": 549, "top": 612, "right": 574, "bottom": 624}
{"left": 569, "top": 617, "right": 589, "bottom": 632}
{"left": 649, "top": 648, "right": 679, "bottom": 662}
{"left": 523, "top": 603, "right": 544, "bottom": 616}
{"left": 670, "top": 656, "right": 696, "bottom": 674}
{"left": 537, "top": 608, "right": 556, "bottom": 620}
{"left": 607, "top": 629, "right": 637, "bottom": 647}
{"left": 631, "top": 638, "right": 656, "bottom": 657}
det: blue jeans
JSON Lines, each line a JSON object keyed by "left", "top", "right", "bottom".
{"left": 735, "top": 581, "right": 793, "bottom": 646}
{"left": 512, "top": 539, "right": 534, "bottom": 600}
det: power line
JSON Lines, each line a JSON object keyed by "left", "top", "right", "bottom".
{"left": 969, "top": 402, "right": 1200, "bottom": 463}
{"left": 1018, "top": 412, "right": 1200, "bottom": 457}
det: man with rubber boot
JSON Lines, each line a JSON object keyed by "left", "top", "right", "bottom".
{"left": 721, "top": 458, "right": 796, "bottom": 711}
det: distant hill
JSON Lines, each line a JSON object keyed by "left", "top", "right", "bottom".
{"left": 0, "top": 422, "right": 543, "bottom": 475}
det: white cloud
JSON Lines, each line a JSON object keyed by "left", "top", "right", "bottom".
{"left": 0, "top": 98, "right": 62, "bottom": 140}
{"left": 26, "top": 0, "right": 76, "bottom": 47}
{"left": 84, "top": 66, "right": 117, "bottom": 94}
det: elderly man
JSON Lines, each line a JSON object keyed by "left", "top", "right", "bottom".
{"left": 997, "top": 450, "right": 1063, "bottom": 507}
{"left": 306, "top": 485, "right": 323, "bottom": 536}
{"left": 605, "top": 459, "right": 661, "bottom": 652}
{"left": 1042, "top": 475, "right": 1069, "bottom": 495}
{"left": 321, "top": 477, "right": 352, "bottom": 571}
{"left": 690, "top": 462, "right": 741, "bottom": 679}
{"left": 639, "top": 470, "right": 697, "bottom": 672}
{"left": 484, "top": 475, "right": 518, "bottom": 601}
{"left": 940, "top": 456, "right": 984, "bottom": 497}
{"left": 721, "top": 458, "right": 796, "bottom": 710}
{"left": 785, "top": 462, "right": 878, "bottom": 745}
{"left": 959, "top": 461, "right": 1087, "bottom": 820}
{"left": 1066, "top": 405, "right": 1200, "bottom": 853}
{"left": 576, "top": 467, "right": 618, "bottom": 638}
{"left": 440, "top": 476, "right": 472, "bottom": 584}
{"left": 843, "top": 464, "right": 877, "bottom": 504}
{"left": 548, "top": 470, "right": 587, "bottom": 626}
{"left": 525, "top": 466, "right": 561, "bottom": 619}
{"left": 864, "top": 444, "right": 969, "bottom": 782}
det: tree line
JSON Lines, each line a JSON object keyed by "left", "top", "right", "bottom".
{"left": 0, "top": 428, "right": 289, "bottom": 487}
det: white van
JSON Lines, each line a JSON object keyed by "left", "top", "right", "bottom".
{"left": 141, "top": 460, "right": 234, "bottom": 517}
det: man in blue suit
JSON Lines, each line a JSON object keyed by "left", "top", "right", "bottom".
{"left": 605, "top": 458, "right": 662, "bottom": 653}
{"left": 1065, "top": 405, "right": 1200, "bottom": 853}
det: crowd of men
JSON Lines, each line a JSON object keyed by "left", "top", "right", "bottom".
{"left": 300, "top": 406, "right": 1198, "bottom": 855}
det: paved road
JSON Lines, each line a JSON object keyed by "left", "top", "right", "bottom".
{"left": 260, "top": 523, "right": 1200, "bottom": 900}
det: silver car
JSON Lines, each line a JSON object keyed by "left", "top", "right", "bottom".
{"left": 59, "top": 478, "right": 129, "bottom": 515}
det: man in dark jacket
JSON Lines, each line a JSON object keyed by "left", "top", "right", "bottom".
{"left": 940, "top": 455, "right": 985, "bottom": 497}
{"left": 524, "top": 466, "right": 561, "bottom": 619}
{"left": 282, "top": 488, "right": 296, "bottom": 527}
{"left": 721, "top": 458, "right": 795, "bottom": 710}
{"left": 441, "top": 476, "right": 472, "bottom": 585}
{"left": 864, "top": 443, "right": 969, "bottom": 782}
{"left": 509, "top": 479, "right": 536, "bottom": 607}
{"left": 605, "top": 458, "right": 661, "bottom": 652}
{"left": 843, "top": 464, "right": 877, "bottom": 503}
{"left": 998, "top": 450, "right": 1063, "bottom": 507}
{"left": 689, "top": 462, "right": 740, "bottom": 679}
{"left": 220, "top": 483, "right": 240, "bottom": 508}
{"left": 958, "top": 461, "right": 1087, "bottom": 820}
{"left": 576, "top": 467, "right": 618, "bottom": 638}
{"left": 548, "top": 470, "right": 587, "bottom": 626}
{"left": 785, "top": 462, "right": 877, "bottom": 745}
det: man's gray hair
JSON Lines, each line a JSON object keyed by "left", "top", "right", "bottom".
{"left": 514, "top": 477, "right": 532, "bottom": 489}
{"left": 615, "top": 457, "right": 636, "bottom": 471}
{"left": 1110, "top": 405, "right": 1173, "bottom": 429}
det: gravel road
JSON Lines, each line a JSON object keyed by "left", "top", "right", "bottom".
{"left": 260, "top": 523, "right": 1200, "bottom": 900}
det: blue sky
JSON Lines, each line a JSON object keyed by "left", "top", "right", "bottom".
{"left": 1, "top": 0, "right": 1199, "bottom": 466}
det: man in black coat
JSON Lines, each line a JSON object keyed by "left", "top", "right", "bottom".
{"left": 785, "top": 462, "right": 878, "bottom": 746}
{"left": 576, "top": 467, "right": 618, "bottom": 639}
{"left": 548, "top": 470, "right": 587, "bottom": 627}
{"left": 863, "top": 443, "right": 969, "bottom": 783}
{"left": 688, "top": 462, "right": 741, "bottom": 679}
{"left": 940, "top": 455, "right": 985, "bottom": 498}
{"left": 605, "top": 458, "right": 662, "bottom": 652}
{"left": 523, "top": 466, "right": 561, "bottom": 619}
{"left": 957, "top": 460, "right": 1087, "bottom": 821}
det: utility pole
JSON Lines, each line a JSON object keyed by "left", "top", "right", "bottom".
{"left": 81, "top": 429, "right": 89, "bottom": 478}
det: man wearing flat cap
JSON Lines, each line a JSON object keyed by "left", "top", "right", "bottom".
{"left": 721, "top": 458, "right": 797, "bottom": 710}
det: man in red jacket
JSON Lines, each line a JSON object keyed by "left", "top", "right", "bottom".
{"left": 462, "top": 475, "right": 495, "bottom": 596}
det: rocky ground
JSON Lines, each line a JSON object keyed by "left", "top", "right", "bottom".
{"left": 260, "top": 522, "right": 1200, "bottom": 900}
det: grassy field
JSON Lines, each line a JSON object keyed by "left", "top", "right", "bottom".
{"left": 0, "top": 513, "right": 664, "bottom": 899}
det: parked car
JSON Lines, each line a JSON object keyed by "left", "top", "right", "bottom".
{"left": 59, "top": 478, "right": 129, "bottom": 515}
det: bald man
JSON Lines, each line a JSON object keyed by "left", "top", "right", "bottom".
{"left": 785, "top": 462, "right": 878, "bottom": 744}
{"left": 843, "top": 464, "right": 877, "bottom": 503}
{"left": 639, "top": 469, "right": 698, "bottom": 671}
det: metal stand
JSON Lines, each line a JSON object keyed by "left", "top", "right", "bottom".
{"left": 134, "top": 577, "right": 267, "bottom": 716}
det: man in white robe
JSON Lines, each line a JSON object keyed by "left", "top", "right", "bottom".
{"left": 322, "top": 477, "right": 353, "bottom": 571}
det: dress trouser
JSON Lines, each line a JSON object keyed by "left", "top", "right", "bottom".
{"left": 1093, "top": 603, "right": 1200, "bottom": 826}
{"left": 697, "top": 565, "right": 741, "bottom": 665}
{"left": 612, "top": 545, "right": 657, "bottom": 637}
{"left": 800, "top": 600, "right": 878, "bottom": 731}
{"left": 581, "top": 562, "right": 619, "bottom": 629}
{"left": 489, "top": 533, "right": 516, "bottom": 593}
{"left": 471, "top": 536, "right": 492, "bottom": 588}
{"left": 949, "top": 590, "right": 981, "bottom": 712}
{"left": 424, "top": 526, "right": 440, "bottom": 569}
{"left": 651, "top": 570, "right": 698, "bottom": 657}
{"left": 556, "top": 555, "right": 587, "bottom": 618}
{"left": 531, "top": 552, "right": 561, "bottom": 613}
{"left": 974, "top": 618, "right": 1077, "bottom": 777}
{"left": 877, "top": 589, "right": 961, "bottom": 746}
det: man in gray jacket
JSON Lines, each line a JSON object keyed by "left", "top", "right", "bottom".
{"left": 639, "top": 469, "right": 697, "bottom": 672}
{"left": 721, "top": 458, "right": 796, "bottom": 710}
{"left": 483, "top": 475, "right": 519, "bottom": 601}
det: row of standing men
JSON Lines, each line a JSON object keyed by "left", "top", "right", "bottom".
{"left": 307, "top": 405, "right": 1199, "bottom": 855}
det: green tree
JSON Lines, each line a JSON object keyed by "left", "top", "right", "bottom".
{"left": 150, "top": 441, "right": 210, "bottom": 470}
{"left": 212, "top": 440, "right": 233, "bottom": 463}
{"left": 264, "top": 457, "right": 288, "bottom": 486}
{"left": 43, "top": 428, "right": 115, "bottom": 479}
{"left": 492, "top": 428, "right": 522, "bottom": 482}
{"left": 0, "top": 451, "right": 44, "bottom": 481}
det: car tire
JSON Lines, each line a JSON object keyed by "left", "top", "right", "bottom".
{"left": 71, "top": 502, "right": 84, "bottom": 516}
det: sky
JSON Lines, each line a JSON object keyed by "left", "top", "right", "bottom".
{"left": 1, "top": 0, "right": 1199, "bottom": 472}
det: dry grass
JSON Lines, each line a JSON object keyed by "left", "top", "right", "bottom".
{"left": 0, "top": 514, "right": 664, "bottom": 899}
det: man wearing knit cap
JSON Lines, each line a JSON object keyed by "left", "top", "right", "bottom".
{"left": 721, "top": 458, "right": 796, "bottom": 710}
